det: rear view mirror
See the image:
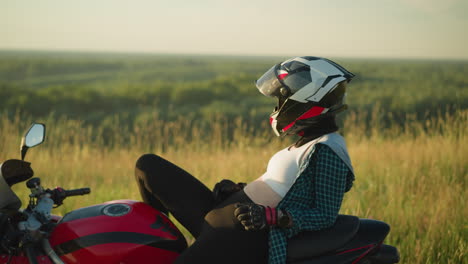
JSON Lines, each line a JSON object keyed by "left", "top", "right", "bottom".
{"left": 21, "top": 123, "right": 46, "bottom": 160}
{"left": 24, "top": 123, "right": 46, "bottom": 147}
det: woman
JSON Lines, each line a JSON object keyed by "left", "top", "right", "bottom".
{"left": 134, "top": 56, "right": 355, "bottom": 264}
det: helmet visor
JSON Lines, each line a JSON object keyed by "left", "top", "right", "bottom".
{"left": 255, "top": 64, "right": 283, "bottom": 97}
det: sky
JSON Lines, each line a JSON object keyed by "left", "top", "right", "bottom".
{"left": 1, "top": 0, "right": 467, "bottom": 59}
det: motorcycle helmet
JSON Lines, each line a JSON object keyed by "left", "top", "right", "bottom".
{"left": 256, "top": 56, "right": 354, "bottom": 136}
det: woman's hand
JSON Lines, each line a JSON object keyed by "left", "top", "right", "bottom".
{"left": 212, "top": 179, "right": 246, "bottom": 205}
{"left": 234, "top": 203, "right": 292, "bottom": 231}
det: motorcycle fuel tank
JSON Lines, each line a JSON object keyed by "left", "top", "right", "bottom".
{"left": 49, "top": 200, "right": 187, "bottom": 264}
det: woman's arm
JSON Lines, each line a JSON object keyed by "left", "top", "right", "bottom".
{"left": 285, "top": 144, "right": 350, "bottom": 235}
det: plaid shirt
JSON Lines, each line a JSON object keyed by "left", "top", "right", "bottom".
{"left": 268, "top": 143, "right": 354, "bottom": 264}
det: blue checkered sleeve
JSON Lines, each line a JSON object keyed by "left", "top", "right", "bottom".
{"left": 285, "top": 144, "right": 349, "bottom": 236}
{"left": 268, "top": 143, "right": 351, "bottom": 264}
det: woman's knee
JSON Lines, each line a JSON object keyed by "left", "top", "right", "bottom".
{"left": 135, "top": 153, "right": 166, "bottom": 171}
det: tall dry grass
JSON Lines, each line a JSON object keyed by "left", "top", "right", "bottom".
{"left": 0, "top": 110, "right": 466, "bottom": 264}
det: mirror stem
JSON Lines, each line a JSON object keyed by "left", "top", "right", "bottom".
{"left": 21, "top": 146, "right": 29, "bottom": 161}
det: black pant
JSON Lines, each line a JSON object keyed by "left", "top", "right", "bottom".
{"left": 135, "top": 154, "right": 268, "bottom": 264}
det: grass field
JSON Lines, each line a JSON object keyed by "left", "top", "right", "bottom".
{"left": 2, "top": 52, "right": 467, "bottom": 128}
{"left": 1, "top": 110, "right": 466, "bottom": 264}
{"left": 0, "top": 51, "right": 467, "bottom": 263}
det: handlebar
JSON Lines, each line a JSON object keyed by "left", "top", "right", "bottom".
{"left": 49, "top": 187, "right": 91, "bottom": 206}
{"left": 64, "top": 188, "right": 91, "bottom": 197}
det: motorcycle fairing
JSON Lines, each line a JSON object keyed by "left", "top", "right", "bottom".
{"left": 365, "top": 244, "right": 400, "bottom": 263}
{"left": 54, "top": 243, "right": 179, "bottom": 264}
{"left": 287, "top": 215, "right": 360, "bottom": 261}
{"left": 287, "top": 218, "right": 394, "bottom": 264}
{"left": 49, "top": 200, "right": 187, "bottom": 264}
{"left": 0, "top": 255, "right": 53, "bottom": 264}
{"left": 53, "top": 231, "right": 185, "bottom": 256}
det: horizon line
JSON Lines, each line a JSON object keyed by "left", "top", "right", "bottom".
{"left": 0, "top": 48, "right": 467, "bottom": 62}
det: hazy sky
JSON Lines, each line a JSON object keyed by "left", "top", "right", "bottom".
{"left": 1, "top": 0, "right": 467, "bottom": 59}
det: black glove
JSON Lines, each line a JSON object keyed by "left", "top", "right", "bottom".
{"left": 234, "top": 203, "right": 292, "bottom": 231}
{"left": 212, "top": 179, "right": 246, "bottom": 205}
{"left": 1, "top": 159, "right": 34, "bottom": 186}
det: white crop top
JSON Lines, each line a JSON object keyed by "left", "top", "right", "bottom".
{"left": 256, "top": 133, "right": 353, "bottom": 198}
{"left": 259, "top": 141, "right": 315, "bottom": 197}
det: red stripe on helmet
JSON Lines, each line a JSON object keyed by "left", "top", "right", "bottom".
{"left": 281, "top": 106, "right": 326, "bottom": 132}
{"left": 283, "top": 121, "right": 295, "bottom": 131}
{"left": 277, "top": 73, "right": 288, "bottom": 80}
{"left": 298, "top": 106, "right": 325, "bottom": 120}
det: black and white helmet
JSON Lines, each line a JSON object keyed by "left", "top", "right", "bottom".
{"left": 256, "top": 56, "right": 354, "bottom": 136}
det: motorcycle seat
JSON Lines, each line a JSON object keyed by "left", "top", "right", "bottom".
{"left": 287, "top": 215, "right": 360, "bottom": 262}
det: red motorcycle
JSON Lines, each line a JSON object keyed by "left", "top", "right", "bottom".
{"left": 0, "top": 123, "right": 399, "bottom": 264}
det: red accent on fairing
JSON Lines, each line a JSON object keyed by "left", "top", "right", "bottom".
{"left": 282, "top": 106, "right": 326, "bottom": 132}
{"left": 278, "top": 73, "right": 288, "bottom": 80}
{"left": 337, "top": 244, "right": 374, "bottom": 255}
{"left": 352, "top": 245, "right": 377, "bottom": 264}
{"left": 337, "top": 244, "right": 377, "bottom": 264}
{"left": 49, "top": 200, "right": 179, "bottom": 246}
{"left": 0, "top": 255, "right": 53, "bottom": 264}
{"left": 49, "top": 200, "right": 183, "bottom": 264}
{"left": 59, "top": 244, "right": 178, "bottom": 264}
{"left": 269, "top": 117, "right": 274, "bottom": 125}
{"left": 0, "top": 245, "right": 178, "bottom": 264}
